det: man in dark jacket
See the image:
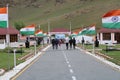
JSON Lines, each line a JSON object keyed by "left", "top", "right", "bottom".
{"left": 72, "top": 38, "right": 76, "bottom": 49}
{"left": 69, "top": 38, "right": 73, "bottom": 49}
{"left": 54, "top": 38, "right": 59, "bottom": 49}
{"left": 51, "top": 38, "right": 55, "bottom": 49}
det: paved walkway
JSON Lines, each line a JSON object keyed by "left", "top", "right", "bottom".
{"left": 0, "top": 44, "right": 120, "bottom": 80}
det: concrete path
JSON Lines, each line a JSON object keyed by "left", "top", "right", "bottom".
{"left": 15, "top": 44, "right": 120, "bottom": 80}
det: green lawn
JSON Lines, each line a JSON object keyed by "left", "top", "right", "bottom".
{"left": 0, "top": 45, "right": 44, "bottom": 71}
{"left": 78, "top": 44, "right": 120, "bottom": 65}
{"left": 0, "top": 52, "right": 24, "bottom": 71}
{"left": 100, "top": 50, "right": 120, "bottom": 65}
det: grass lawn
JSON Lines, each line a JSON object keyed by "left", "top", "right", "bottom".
{"left": 100, "top": 50, "right": 120, "bottom": 65}
{"left": 0, "top": 45, "right": 44, "bottom": 71}
{"left": 0, "top": 52, "right": 24, "bottom": 71}
{"left": 77, "top": 43, "right": 120, "bottom": 65}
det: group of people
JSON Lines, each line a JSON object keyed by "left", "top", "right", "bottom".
{"left": 51, "top": 38, "right": 61, "bottom": 49}
{"left": 51, "top": 37, "right": 76, "bottom": 50}
{"left": 65, "top": 37, "right": 76, "bottom": 50}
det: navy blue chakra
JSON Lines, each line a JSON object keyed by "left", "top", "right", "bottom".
{"left": 111, "top": 16, "right": 119, "bottom": 22}
{"left": 26, "top": 28, "right": 30, "bottom": 31}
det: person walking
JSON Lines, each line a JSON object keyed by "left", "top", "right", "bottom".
{"left": 58, "top": 39, "right": 62, "bottom": 46}
{"left": 72, "top": 38, "right": 76, "bottom": 49}
{"left": 47, "top": 38, "right": 49, "bottom": 44}
{"left": 81, "top": 37, "right": 85, "bottom": 45}
{"left": 81, "top": 37, "right": 85, "bottom": 49}
{"left": 65, "top": 37, "right": 69, "bottom": 50}
{"left": 69, "top": 38, "right": 73, "bottom": 49}
{"left": 51, "top": 38, "right": 55, "bottom": 49}
{"left": 55, "top": 38, "right": 59, "bottom": 49}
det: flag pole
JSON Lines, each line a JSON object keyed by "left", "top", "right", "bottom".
{"left": 34, "top": 25, "right": 36, "bottom": 55}
{"left": 48, "top": 20, "right": 50, "bottom": 36}
{"left": 39, "top": 24, "right": 40, "bottom": 30}
{"left": 6, "top": 4, "right": 10, "bottom": 70}
{"left": 6, "top": 4, "right": 10, "bottom": 46}
{"left": 70, "top": 21, "right": 72, "bottom": 35}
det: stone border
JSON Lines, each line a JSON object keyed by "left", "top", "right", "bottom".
{"left": 0, "top": 45, "right": 51, "bottom": 80}
{"left": 0, "top": 69, "right": 5, "bottom": 76}
{"left": 76, "top": 47, "right": 120, "bottom": 71}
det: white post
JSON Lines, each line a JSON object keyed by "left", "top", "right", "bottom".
{"left": 14, "top": 49, "right": 16, "bottom": 69}
{"left": 34, "top": 41, "right": 36, "bottom": 55}
{"left": 83, "top": 43, "right": 85, "bottom": 49}
{"left": 92, "top": 42, "right": 95, "bottom": 54}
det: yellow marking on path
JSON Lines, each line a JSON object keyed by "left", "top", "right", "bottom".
{"left": 11, "top": 52, "right": 45, "bottom": 80}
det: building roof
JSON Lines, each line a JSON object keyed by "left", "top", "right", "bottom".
{"left": 0, "top": 27, "right": 19, "bottom": 35}
{"left": 49, "top": 28, "right": 70, "bottom": 35}
{"left": 51, "top": 28, "right": 70, "bottom": 32}
{"left": 98, "top": 28, "right": 120, "bottom": 33}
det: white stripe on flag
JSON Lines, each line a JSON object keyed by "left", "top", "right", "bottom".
{"left": 0, "top": 14, "right": 8, "bottom": 21}
{"left": 89, "top": 26, "right": 95, "bottom": 30}
{"left": 20, "top": 28, "right": 35, "bottom": 31}
{"left": 102, "top": 16, "right": 120, "bottom": 23}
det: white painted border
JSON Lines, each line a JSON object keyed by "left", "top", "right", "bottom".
{"left": 0, "top": 45, "right": 51, "bottom": 80}
{"left": 76, "top": 47, "right": 120, "bottom": 71}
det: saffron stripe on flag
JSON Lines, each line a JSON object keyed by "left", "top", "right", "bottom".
{"left": 0, "top": 7, "right": 7, "bottom": 14}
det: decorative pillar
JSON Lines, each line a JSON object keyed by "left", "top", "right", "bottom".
{"left": 111, "top": 33, "right": 115, "bottom": 43}
{"left": 18, "top": 34, "right": 20, "bottom": 42}
{"left": 6, "top": 34, "right": 10, "bottom": 45}
{"left": 100, "top": 33, "right": 103, "bottom": 44}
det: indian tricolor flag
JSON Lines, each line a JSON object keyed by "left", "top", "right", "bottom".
{"left": 71, "top": 32, "right": 78, "bottom": 37}
{"left": 102, "top": 9, "right": 120, "bottom": 29}
{"left": 43, "top": 33, "right": 47, "bottom": 37}
{"left": 85, "top": 25, "right": 96, "bottom": 35}
{"left": 78, "top": 25, "right": 96, "bottom": 35}
{"left": 78, "top": 28, "right": 87, "bottom": 35}
{"left": 0, "top": 7, "right": 8, "bottom": 28}
{"left": 20, "top": 24, "right": 35, "bottom": 35}
{"left": 77, "top": 28, "right": 84, "bottom": 35}
{"left": 35, "top": 30, "right": 44, "bottom": 37}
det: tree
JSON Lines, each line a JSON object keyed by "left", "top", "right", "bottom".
{"left": 14, "top": 21, "right": 25, "bottom": 30}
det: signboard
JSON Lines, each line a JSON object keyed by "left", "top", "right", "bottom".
{"left": 55, "top": 34, "right": 65, "bottom": 39}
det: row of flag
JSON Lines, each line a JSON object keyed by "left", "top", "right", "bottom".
{"left": 71, "top": 9, "right": 120, "bottom": 37}
{"left": 0, "top": 6, "right": 120, "bottom": 36}
{"left": 0, "top": 6, "right": 47, "bottom": 37}
{"left": 71, "top": 25, "right": 96, "bottom": 37}
{"left": 78, "top": 24, "right": 96, "bottom": 35}
{"left": 20, "top": 24, "right": 47, "bottom": 37}
{"left": 20, "top": 24, "right": 96, "bottom": 37}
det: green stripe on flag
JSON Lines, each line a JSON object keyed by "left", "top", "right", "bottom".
{"left": 102, "top": 22, "right": 120, "bottom": 29}
{"left": 20, "top": 31, "right": 35, "bottom": 35}
{"left": 36, "top": 34, "right": 44, "bottom": 37}
{"left": 86, "top": 30, "right": 96, "bottom": 35}
{"left": 80, "top": 30, "right": 88, "bottom": 35}
{"left": 0, "top": 21, "right": 7, "bottom": 28}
